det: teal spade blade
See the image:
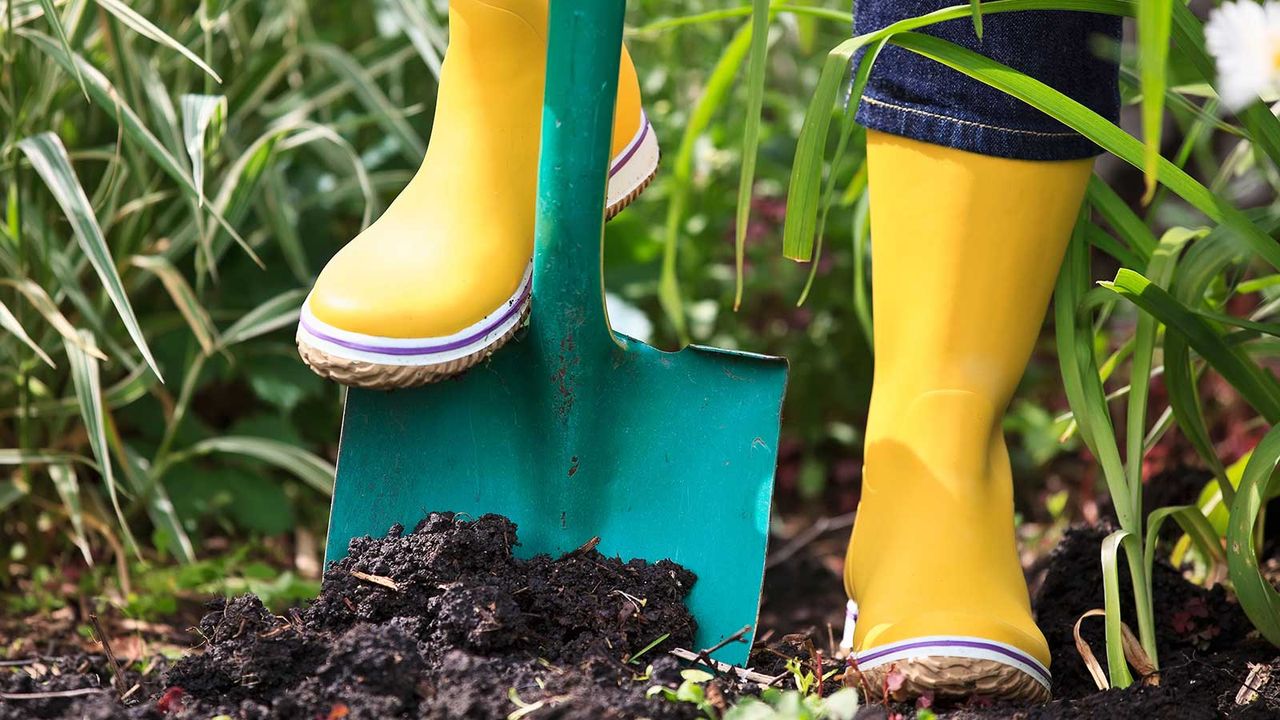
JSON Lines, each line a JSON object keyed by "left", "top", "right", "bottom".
{"left": 324, "top": 0, "right": 787, "bottom": 665}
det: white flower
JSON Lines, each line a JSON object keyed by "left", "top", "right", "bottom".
{"left": 1205, "top": 1, "right": 1280, "bottom": 111}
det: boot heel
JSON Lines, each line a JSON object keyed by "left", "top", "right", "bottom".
{"left": 605, "top": 112, "right": 659, "bottom": 218}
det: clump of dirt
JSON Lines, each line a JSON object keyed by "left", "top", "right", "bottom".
{"left": 3, "top": 514, "right": 703, "bottom": 719}
{"left": 948, "top": 525, "right": 1280, "bottom": 719}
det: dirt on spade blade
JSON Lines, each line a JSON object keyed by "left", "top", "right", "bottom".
{"left": 1, "top": 513, "right": 705, "bottom": 720}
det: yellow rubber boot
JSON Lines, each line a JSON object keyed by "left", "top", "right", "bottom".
{"left": 843, "top": 131, "right": 1092, "bottom": 702}
{"left": 297, "top": 0, "right": 658, "bottom": 389}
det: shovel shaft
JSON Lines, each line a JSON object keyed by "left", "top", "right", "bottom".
{"left": 533, "top": 0, "right": 625, "bottom": 360}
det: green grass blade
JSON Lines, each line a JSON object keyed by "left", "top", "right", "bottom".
{"left": 35, "top": 0, "right": 85, "bottom": 96}
{"left": 1083, "top": 222, "right": 1143, "bottom": 269}
{"left": 734, "top": 0, "right": 771, "bottom": 311}
{"left": 93, "top": 0, "right": 222, "bottom": 82}
{"left": 0, "top": 278, "right": 108, "bottom": 360}
{"left": 48, "top": 463, "right": 92, "bottom": 564}
{"left": 18, "top": 29, "right": 259, "bottom": 267}
{"left": 64, "top": 329, "right": 139, "bottom": 557}
{"left": 305, "top": 43, "right": 425, "bottom": 161}
{"left": 1136, "top": 0, "right": 1171, "bottom": 203}
{"left": 217, "top": 288, "right": 306, "bottom": 350}
{"left": 129, "top": 254, "right": 220, "bottom": 354}
{"left": 181, "top": 436, "right": 335, "bottom": 495}
{"left": 1145, "top": 505, "right": 1224, "bottom": 589}
{"left": 781, "top": 42, "right": 848, "bottom": 261}
{"left": 1101, "top": 529, "right": 1136, "bottom": 688}
{"left": 1126, "top": 228, "right": 1201, "bottom": 511}
{"left": 1054, "top": 216, "right": 1132, "bottom": 527}
{"left": 661, "top": 20, "right": 753, "bottom": 340}
{"left": 1105, "top": 269, "right": 1280, "bottom": 423}
{"left": 387, "top": 0, "right": 444, "bottom": 79}
{"left": 0, "top": 297, "right": 55, "bottom": 367}
{"left": 111, "top": 436, "right": 196, "bottom": 563}
{"left": 180, "top": 94, "right": 227, "bottom": 207}
{"left": 1226, "top": 423, "right": 1280, "bottom": 646}
{"left": 969, "top": 0, "right": 983, "bottom": 38}
{"left": 1087, "top": 175, "right": 1156, "bottom": 262}
{"left": 17, "top": 132, "right": 162, "bottom": 379}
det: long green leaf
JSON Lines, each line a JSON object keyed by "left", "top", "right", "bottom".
{"left": 661, "top": 21, "right": 753, "bottom": 340}
{"left": 129, "top": 254, "right": 220, "bottom": 354}
{"left": 216, "top": 288, "right": 306, "bottom": 350}
{"left": 109, "top": 434, "right": 195, "bottom": 564}
{"left": 180, "top": 437, "right": 335, "bottom": 495}
{"left": 1145, "top": 504, "right": 1224, "bottom": 590}
{"left": 734, "top": 0, "right": 771, "bottom": 311}
{"left": 35, "top": 0, "right": 85, "bottom": 95}
{"left": 305, "top": 43, "right": 425, "bottom": 160}
{"left": 1101, "top": 530, "right": 1136, "bottom": 688}
{"left": 49, "top": 464, "right": 92, "bottom": 564}
{"left": 64, "top": 330, "right": 139, "bottom": 557}
{"left": 1105, "top": 269, "right": 1280, "bottom": 423}
{"left": 1055, "top": 217, "right": 1132, "bottom": 527}
{"left": 0, "top": 297, "right": 55, "bottom": 367}
{"left": 1087, "top": 175, "right": 1157, "bottom": 262}
{"left": 18, "top": 132, "right": 162, "bottom": 379}
{"left": 1136, "top": 0, "right": 1171, "bottom": 203}
{"left": 1226, "top": 423, "right": 1280, "bottom": 646}
{"left": 180, "top": 94, "right": 227, "bottom": 207}
{"left": 0, "top": 278, "right": 107, "bottom": 360}
{"left": 1126, "top": 228, "right": 1201, "bottom": 512}
{"left": 93, "top": 0, "right": 222, "bottom": 82}
{"left": 387, "top": 0, "right": 444, "bottom": 79}
{"left": 18, "top": 29, "right": 258, "bottom": 267}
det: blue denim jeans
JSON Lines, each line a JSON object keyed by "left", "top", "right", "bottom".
{"left": 853, "top": 2, "right": 1122, "bottom": 161}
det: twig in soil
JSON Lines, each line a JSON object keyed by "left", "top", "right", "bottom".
{"left": 668, "top": 649, "right": 783, "bottom": 686}
{"left": 88, "top": 613, "right": 127, "bottom": 696}
{"left": 350, "top": 570, "right": 401, "bottom": 591}
{"left": 691, "top": 625, "right": 753, "bottom": 678}
{"left": 562, "top": 535, "right": 601, "bottom": 559}
{"left": 0, "top": 688, "right": 107, "bottom": 700}
{"left": 0, "top": 658, "right": 39, "bottom": 667}
{"left": 766, "top": 512, "right": 856, "bottom": 569}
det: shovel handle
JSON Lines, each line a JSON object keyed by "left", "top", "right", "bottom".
{"left": 532, "top": 0, "right": 626, "bottom": 358}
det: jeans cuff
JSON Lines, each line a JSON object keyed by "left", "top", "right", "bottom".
{"left": 855, "top": 93, "right": 1106, "bottom": 162}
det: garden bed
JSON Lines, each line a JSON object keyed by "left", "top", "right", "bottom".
{"left": 2, "top": 516, "right": 1277, "bottom": 719}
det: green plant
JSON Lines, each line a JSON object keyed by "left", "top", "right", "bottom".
{"left": 722, "top": 688, "right": 859, "bottom": 720}
{"left": 0, "top": 0, "right": 432, "bottom": 576}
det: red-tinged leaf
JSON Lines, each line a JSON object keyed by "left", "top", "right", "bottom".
{"left": 156, "top": 687, "right": 185, "bottom": 714}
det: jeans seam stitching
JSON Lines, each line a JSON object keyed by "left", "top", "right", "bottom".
{"left": 860, "top": 95, "right": 1081, "bottom": 139}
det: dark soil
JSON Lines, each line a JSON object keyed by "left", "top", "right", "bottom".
{"left": 4, "top": 517, "right": 1278, "bottom": 719}
{"left": 2, "top": 513, "right": 704, "bottom": 719}
{"left": 942, "top": 526, "right": 1280, "bottom": 719}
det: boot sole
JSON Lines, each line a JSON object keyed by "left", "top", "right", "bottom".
{"left": 297, "top": 114, "right": 659, "bottom": 390}
{"left": 851, "top": 636, "right": 1051, "bottom": 703}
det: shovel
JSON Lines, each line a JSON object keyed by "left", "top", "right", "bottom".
{"left": 323, "top": 0, "right": 788, "bottom": 665}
